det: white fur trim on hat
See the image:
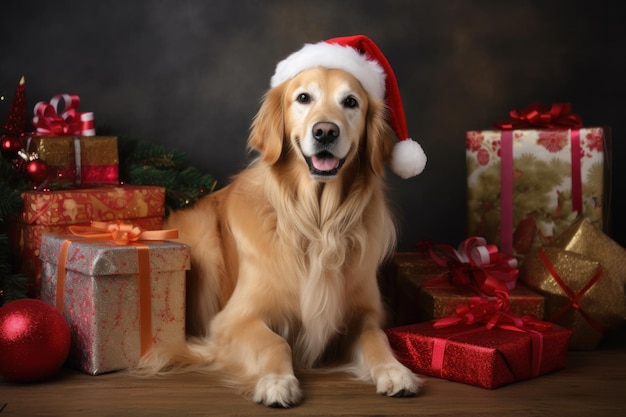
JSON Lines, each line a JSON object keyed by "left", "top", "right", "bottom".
{"left": 270, "top": 42, "right": 387, "bottom": 100}
{"left": 391, "top": 139, "right": 427, "bottom": 179}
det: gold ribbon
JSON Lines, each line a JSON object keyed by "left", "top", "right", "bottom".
{"left": 55, "top": 221, "right": 178, "bottom": 355}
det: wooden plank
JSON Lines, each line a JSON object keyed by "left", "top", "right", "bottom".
{"left": 1, "top": 349, "right": 625, "bottom": 416}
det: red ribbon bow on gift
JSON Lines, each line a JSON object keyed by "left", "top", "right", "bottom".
{"left": 494, "top": 102, "right": 583, "bottom": 130}
{"left": 433, "top": 292, "right": 552, "bottom": 333}
{"left": 426, "top": 237, "right": 519, "bottom": 296}
{"left": 32, "top": 94, "right": 96, "bottom": 136}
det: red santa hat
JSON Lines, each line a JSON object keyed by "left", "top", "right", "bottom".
{"left": 270, "top": 34, "right": 427, "bottom": 178}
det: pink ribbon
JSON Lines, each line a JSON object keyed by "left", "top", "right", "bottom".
{"left": 496, "top": 103, "right": 585, "bottom": 255}
{"left": 499, "top": 130, "right": 583, "bottom": 256}
{"left": 32, "top": 94, "right": 95, "bottom": 136}
{"left": 426, "top": 237, "right": 519, "bottom": 295}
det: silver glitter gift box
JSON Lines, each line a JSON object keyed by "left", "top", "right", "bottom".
{"left": 39, "top": 232, "right": 190, "bottom": 375}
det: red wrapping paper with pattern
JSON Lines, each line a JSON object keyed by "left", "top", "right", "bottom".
{"left": 386, "top": 321, "right": 571, "bottom": 389}
{"left": 7, "top": 186, "right": 165, "bottom": 297}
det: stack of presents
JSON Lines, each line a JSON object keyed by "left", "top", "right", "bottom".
{"left": 4, "top": 92, "right": 626, "bottom": 391}
{"left": 381, "top": 103, "right": 626, "bottom": 389}
{"left": 4, "top": 93, "right": 190, "bottom": 375}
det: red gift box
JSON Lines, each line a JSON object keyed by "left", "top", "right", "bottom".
{"left": 7, "top": 185, "right": 165, "bottom": 297}
{"left": 385, "top": 321, "right": 572, "bottom": 389}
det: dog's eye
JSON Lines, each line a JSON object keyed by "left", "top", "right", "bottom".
{"left": 343, "top": 96, "right": 359, "bottom": 109}
{"left": 296, "top": 93, "right": 311, "bottom": 104}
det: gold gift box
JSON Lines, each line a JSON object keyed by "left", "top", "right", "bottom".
{"left": 380, "top": 252, "right": 544, "bottom": 326}
{"left": 27, "top": 135, "right": 119, "bottom": 185}
{"left": 520, "top": 218, "right": 626, "bottom": 350}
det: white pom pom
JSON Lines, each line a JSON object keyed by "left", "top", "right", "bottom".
{"left": 390, "top": 139, "right": 427, "bottom": 179}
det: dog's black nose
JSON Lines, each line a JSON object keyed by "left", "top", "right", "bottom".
{"left": 312, "top": 122, "right": 340, "bottom": 144}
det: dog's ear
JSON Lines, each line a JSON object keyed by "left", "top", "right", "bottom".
{"left": 365, "top": 97, "right": 394, "bottom": 177}
{"left": 248, "top": 85, "right": 285, "bottom": 165}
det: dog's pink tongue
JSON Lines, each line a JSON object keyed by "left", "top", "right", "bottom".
{"left": 311, "top": 156, "right": 339, "bottom": 171}
{"left": 312, "top": 155, "right": 339, "bottom": 171}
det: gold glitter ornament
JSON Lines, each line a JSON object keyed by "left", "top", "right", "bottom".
{"left": 520, "top": 218, "right": 626, "bottom": 350}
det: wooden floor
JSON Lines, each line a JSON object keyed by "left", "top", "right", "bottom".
{"left": 2, "top": 338, "right": 625, "bottom": 417}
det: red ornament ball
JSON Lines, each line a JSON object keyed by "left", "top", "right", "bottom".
{"left": 0, "top": 299, "right": 71, "bottom": 382}
{"left": 24, "top": 159, "right": 49, "bottom": 184}
{"left": 1, "top": 135, "right": 22, "bottom": 153}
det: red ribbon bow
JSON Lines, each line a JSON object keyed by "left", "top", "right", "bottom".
{"left": 427, "top": 237, "right": 519, "bottom": 296}
{"left": 32, "top": 94, "right": 95, "bottom": 136}
{"left": 494, "top": 102, "right": 583, "bottom": 130}
{"left": 433, "top": 293, "right": 552, "bottom": 333}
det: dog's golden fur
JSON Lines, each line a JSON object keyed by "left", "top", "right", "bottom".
{"left": 137, "top": 67, "right": 422, "bottom": 407}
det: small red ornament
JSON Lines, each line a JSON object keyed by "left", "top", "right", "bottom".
{"left": 1, "top": 136, "right": 23, "bottom": 154}
{"left": 24, "top": 158, "right": 49, "bottom": 184}
{"left": 0, "top": 299, "right": 71, "bottom": 382}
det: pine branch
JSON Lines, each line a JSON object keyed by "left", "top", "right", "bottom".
{"left": 0, "top": 182, "right": 24, "bottom": 222}
{"left": 116, "top": 134, "right": 216, "bottom": 211}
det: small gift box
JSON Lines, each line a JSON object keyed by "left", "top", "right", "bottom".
{"left": 419, "top": 284, "right": 544, "bottom": 323}
{"left": 386, "top": 319, "right": 572, "bottom": 389}
{"left": 520, "top": 218, "right": 626, "bottom": 350}
{"left": 381, "top": 238, "right": 530, "bottom": 326}
{"left": 7, "top": 185, "right": 165, "bottom": 297}
{"left": 26, "top": 135, "right": 119, "bottom": 186}
{"left": 39, "top": 225, "right": 190, "bottom": 375}
{"left": 379, "top": 251, "right": 449, "bottom": 325}
{"left": 29, "top": 93, "right": 118, "bottom": 186}
{"left": 466, "top": 103, "right": 610, "bottom": 258}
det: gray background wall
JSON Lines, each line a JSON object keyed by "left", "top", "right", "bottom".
{"left": 1, "top": 0, "right": 624, "bottom": 250}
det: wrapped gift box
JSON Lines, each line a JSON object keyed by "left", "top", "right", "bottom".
{"left": 466, "top": 124, "right": 610, "bottom": 258}
{"left": 419, "top": 284, "right": 544, "bottom": 322}
{"left": 520, "top": 218, "right": 626, "bottom": 350}
{"left": 7, "top": 186, "right": 165, "bottom": 297}
{"left": 386, "top": 321, "right": 572, "bottom": 389}
{"left": 26, "top": 135, "right": 119, "bottom": 186}
{"left": 39, "top": 232, "right": 189, "bottom": 375}
{"left": 379, "top": 252, "right": 448, "bottom": 325}
{"left": 380, "top": 250, "right": 540, "bottom": 326}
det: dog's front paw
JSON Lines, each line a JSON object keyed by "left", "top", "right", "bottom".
{"left": 253, "top": 373, "right": 302, "bottom": 408}
{"left": 373, "top": 363, "right": 423, "bottom": 397}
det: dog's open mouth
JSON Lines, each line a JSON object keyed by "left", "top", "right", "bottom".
{"left": 305, "top": 151, "right": 346, "bottom": 177}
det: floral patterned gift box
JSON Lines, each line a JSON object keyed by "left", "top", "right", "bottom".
{"left": 466, "top": 103, "right": 610, "bottom": 258}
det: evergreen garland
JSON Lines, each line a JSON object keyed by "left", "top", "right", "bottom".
{"left": 0, "top": 131, "right": 217, "bottom": 305}
{"left": 116, "top": 134, "right": 216, "bottom": 212}
{"left": 0, "top": 156, "right": 30, "bottom": 304}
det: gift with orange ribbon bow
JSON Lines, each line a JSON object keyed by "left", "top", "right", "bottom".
{"left": 385, "top": 299, "right": 572, "bottom": 389}
{"left": 520, "top": 218, "right": 626, "bottom": 350}
{"left": 466, "top": 103, "right": 610, "bottom": 259}
{"left": 26, "top": 94, "right": 119, "bottom": 187}
{"left": 379, "top": 239, "right": 544, "bottom": 327}
{"left": 38, "top": 223, "right": 190, "bottom": 375}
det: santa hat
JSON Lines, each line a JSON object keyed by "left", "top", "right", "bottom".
{"left": 270, "top": 35, "right": 426, "bottom": 178}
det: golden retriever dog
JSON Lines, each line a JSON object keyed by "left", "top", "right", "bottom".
{"left": 137, "top": 37, "right": 425, "bottom": 407}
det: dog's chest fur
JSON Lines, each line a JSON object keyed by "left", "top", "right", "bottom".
{"left": 255, "top": 174, "right": 377, "bottom": 367}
